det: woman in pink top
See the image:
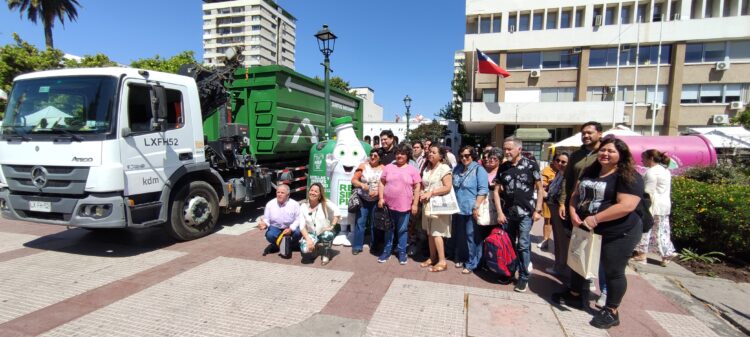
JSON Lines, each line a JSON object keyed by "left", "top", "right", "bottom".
{"left": 378, "top": 143, "right": 422, "bottom": 264}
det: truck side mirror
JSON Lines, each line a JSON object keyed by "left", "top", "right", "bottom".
{"left": 149, "top": 84, "right": 168, "bottom": 131}
{"left": 121, "top": 127, "right": 132, "bottom": 137}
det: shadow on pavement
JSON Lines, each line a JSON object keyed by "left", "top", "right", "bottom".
{"left": 23, "top": 226, "right": 176, "bottom": 257}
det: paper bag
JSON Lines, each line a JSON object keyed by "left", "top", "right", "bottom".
{"left": 567, "top": 226, "right": 602, "bottom": 279}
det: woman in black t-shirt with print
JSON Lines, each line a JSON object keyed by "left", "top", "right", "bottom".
{"left": 552, "top": 137, "right": 643, "bottom": 330}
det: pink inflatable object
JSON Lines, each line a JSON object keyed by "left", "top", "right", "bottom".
{"left": 617, "top": 135, "right": 717, "bottom": 174}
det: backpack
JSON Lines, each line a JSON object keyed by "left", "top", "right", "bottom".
{"left": 483, "top": 227, "right": 518, "bottom": 280}
{"left": 636, "top": 192, "right": 655, "bottom": 233}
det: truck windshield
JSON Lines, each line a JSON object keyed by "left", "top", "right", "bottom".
{"left": 1, "top": 76, "right": 117, "bottom": 139}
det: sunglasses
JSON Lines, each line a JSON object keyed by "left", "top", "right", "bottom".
{"left": 461, "top": 154, "right": 472, "bottom": 158}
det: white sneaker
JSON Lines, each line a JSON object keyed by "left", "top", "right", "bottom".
{"left": 596, "top": 293, "right": 607, "bottom": 308}
{"left": 343, "top": 231, "right": 353, "bottom": 247}
{"left": 589, "top": 282, "right": 597, "bottom": 292}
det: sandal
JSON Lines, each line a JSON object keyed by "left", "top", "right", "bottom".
{"left": 420, "top": 259, "right": 434, "bottom": 268}
{"left": 455, "top": 262, "right": 464, "bottom": 268}
{"left": 461, "top": 268, "right": 473, "bottom": 275}
{"left": 430, "top": 263, "right": 447, "bottom": 272}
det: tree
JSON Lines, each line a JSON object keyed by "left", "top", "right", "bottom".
{"left": 0, "top": 33, "right": 65, "bottom": 117}
{"left": 130, "top": 51, "right": 198, "bottom": 74}
{"left": 408, "top": 120, "right": 449, "bottom": 144}
{"left": 64, "top": 53, "right": 118, "bottom": 68}
{"left": 731, "top": 106, "right": 750, "bottom": 129}
{"left": 6, "top": 0, "right": 82, "bottom": 49}
{"left": 314, "top": 75, "right": 351, "bottom": 92}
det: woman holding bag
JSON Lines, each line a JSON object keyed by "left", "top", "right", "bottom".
{"left": 419, "top": 144, "right": 453, "bottom": 272}
{"left": 351, "top": 148, "right": 385, "bottom": 255}
{"left": 552, "top": 137, "right": 643, "bottom": 329}
{"left": 451, "top": 146, "right": 489, "bottom": 275}
{"left": 299, "top": 183, "right": 341, "bottom": 265}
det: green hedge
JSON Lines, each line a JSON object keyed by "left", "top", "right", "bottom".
{"left": 671, "top": 177, "right": 750, "bottom": 258}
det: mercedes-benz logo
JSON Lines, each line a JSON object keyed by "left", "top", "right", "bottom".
{"left": 30, "top": 166, "right": 48, "bottom": 189}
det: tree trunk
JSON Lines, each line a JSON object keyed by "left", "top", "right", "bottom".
{"left": 44, "top": 23, "right": 54, "bottom": 49}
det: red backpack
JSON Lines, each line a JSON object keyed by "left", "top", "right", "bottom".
{"left": 484, "top": 227, "right": 518, "bottom": 280}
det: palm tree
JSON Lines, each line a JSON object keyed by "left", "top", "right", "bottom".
{"left": 7, "top": 0, "right": 82, "bottom": 49}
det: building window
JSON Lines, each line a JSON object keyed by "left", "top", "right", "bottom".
{"left": 593, "top": 7, "right": 603, "bottom": 25}
{"left": 480, "top": 15, "right": 492, "bottom": 33}
{"left": 561, "top": 10, "right": 572, "bottom": 28}
{"left": 653, "top": 3, "right": 664, "bottom": 21}
{"left": 252, "top": 25, "right": 262, "bottom": 31}
{"left": 621, "top": 5, "right": 632, "bottom": 23}
{"left": 482, "top": 89, "right": 497, "bottom": 102}
{"left": 589, "top": 85, "right": 666, "bottom": 104}
{"left": 685, "top": 42, "right": 738, "bottom": 62}
{"left": 540, "top": 87, "right": 576, "bottom": 102}
{"left": 533, "top": 13, "right": 544, "bottom": 30}
{"left": 507, "top": 53, "right": 523, "bottom": 69}
{"left": 203, "top": 10, "right": 211, "bottom": 15}
{"left": 509, "top": 14, "right": 517, "bottom": 31}
{"left": 670, "top": 1, "right": 681, "bottom": 19}
{"left": 730, "top": 40, "right": 750, "bottom": 60}
{"left": 492, "top": 15, "right": 501, "bottom": 32}
{"left": 590, "top": 45, "right": 671, "bottom": 67}
{"left": 638, "top": 4, "right": 648, "bottom": 21}
{"left": 547, "top": 11, "right": 558, "bottom": 29}
{"left": 605, "top": 6, "right": 616, "bottom": 25}
{"left": 542, "top": 50, "right": 579, "bottom": 68}
{"left": 519, "top": 13, "right": 530, "bottom": 31}
{"left": 705, "top": 0, "right": 716, "bottom": 17}
{"left": 682, "top": 84, "right": 748, "bottom": 103}
{"left": 232, "top": 6, "right": 244, "bottom": 13}
{"left": 522, "top": 52, "right": 541, "bottom": 69}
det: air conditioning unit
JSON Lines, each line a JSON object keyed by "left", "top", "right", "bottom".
{"left": 672, "top": 13, "right": 681, "bottom": 20}
{"left": 606, "top": 86, "right": 617, "bottom": 94}
{"left": 649, "top": 102, "right": 663, "bottom": 111}
{"left": 594, "top": 15, "right": 603, "bottom": 26}
{"left": 715, "top": 61, "right": 730, "bottom": 71}
{"left": 509, "top": 24, "right": 516, "bottom": 33}
{"left": 712, "top": 114, "right": 729, "bottom": 124}
{"left": 730, "top": 101, "right": 745, "bottom": 110}
{"left": 529, "top": 69, "right": 541, "bottom": 78}
{"left": 571, "top": 47, "right": 582, "bottom": 54}
{"left": 621, "top": 44, "right": 631, "bottom": 52}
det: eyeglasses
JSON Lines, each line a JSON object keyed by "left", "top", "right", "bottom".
{"left": 487, "top": 157, "right": 499, "bottom": 161}
{"left": 461, "top": 154, "right": 472, "bottom": 159}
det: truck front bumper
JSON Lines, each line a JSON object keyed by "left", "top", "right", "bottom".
{"left": 0, "top": 188, "right": 127, "bottom": 228}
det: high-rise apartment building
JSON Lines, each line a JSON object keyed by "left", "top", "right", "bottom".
{"left": 202, "top": 0, "right": 296, "bottom": 68}
{"left": 463, "top": 0, "right": 750, "bottom": 145}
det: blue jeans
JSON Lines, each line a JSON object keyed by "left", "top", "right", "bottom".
{"left": 265, "top": 226, "right": 302, "bottom": 248}
{"left": 504, "top": 215, "right": 532, "bottom": 281}
{"left": 353, "top": 199, "right": 377, "bottom": 251}
{"left": 467, "top": 224, "right": 496, "bottom": 270}
{"left": 451, "top": 214, "right": 476, "bottom": 267}
{"left": 380, "top": 210, "right": 410, "bottom": 260}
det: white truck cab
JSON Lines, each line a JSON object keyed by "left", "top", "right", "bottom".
{"left": 0, "top": 67, "right": 224, "bottom": 240}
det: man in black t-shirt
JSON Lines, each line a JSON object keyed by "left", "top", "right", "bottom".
{"left": 493, "top": 137, "right": 544, "bottom": 293}
{"left": 379, "top": 130, "right": 396, "bottom": 165}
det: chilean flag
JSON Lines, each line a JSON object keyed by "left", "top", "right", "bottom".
{"left": 477, "top": 49, "right": 510, "bottom": 77}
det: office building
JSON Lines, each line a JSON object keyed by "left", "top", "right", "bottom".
{"left": 202, "top": 0, "right": 296, "bottom": 68}
{"left": 464, "top": 0, "right": 750, "bottom": 147}
{"left": 352, "top": 87, "right": 384, "bottom": 122}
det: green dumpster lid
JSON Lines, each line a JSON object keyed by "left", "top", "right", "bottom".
{"left": 332, "top": 116, "right": 353, "bottom": 127}
{"left": 514, "top": 128, "right": 551, "bottom": 140}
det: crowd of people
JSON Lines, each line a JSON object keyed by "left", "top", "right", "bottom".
{"left": 257, "top": 123, "right": 677, "bottom": 330}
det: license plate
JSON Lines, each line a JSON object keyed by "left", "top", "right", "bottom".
{"left": 29, "top": 201, "right": 51, "bottom": 212}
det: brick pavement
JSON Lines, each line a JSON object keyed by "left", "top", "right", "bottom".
{"left": 0, "top": 214, "right": 733, "bottom": 337}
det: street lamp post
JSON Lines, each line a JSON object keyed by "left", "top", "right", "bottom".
{"left": 403, "top": 95, "right": 412, "bottom": 141}
{"left": 315, "top": 25, "right": 337, "bottom": 140}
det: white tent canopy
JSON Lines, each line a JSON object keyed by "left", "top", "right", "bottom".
{"left": 0, "top": 88, "right": 7, "bottom": 101}
{"left": 687, "top": 127, "right": 750, "bottom": 149}
{"left": 552, "top": 125, "right": 641, "bottom": 148}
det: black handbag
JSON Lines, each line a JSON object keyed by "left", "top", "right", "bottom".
{"left": 348, "top": 188, "right": 362, "bottom": 213}
{"left": 373, "top": 205, "right": 393, "bottom": 231}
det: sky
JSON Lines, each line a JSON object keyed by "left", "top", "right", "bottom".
{"left": 0, "top": 0, "right": 466, "bottom": 120}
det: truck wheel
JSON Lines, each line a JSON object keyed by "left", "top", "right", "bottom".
{"left": 166, "top": 181, "right": 219, "bottom": 241}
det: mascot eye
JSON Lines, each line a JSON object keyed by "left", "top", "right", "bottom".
{"left": 353, "top": 151, "right": 358, "bottom": 156}
{"left": 339, "top": 150, "right": 345, "bottom": 156}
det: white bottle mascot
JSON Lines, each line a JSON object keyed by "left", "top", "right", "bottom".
{"left": 326, "top": 117, "right": 369, "bottom": 246}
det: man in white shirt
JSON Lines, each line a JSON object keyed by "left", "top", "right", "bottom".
{"left": 258, "top": 184, "right": 303, "bottom": 256}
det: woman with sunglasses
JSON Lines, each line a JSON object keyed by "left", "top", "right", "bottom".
{"left": 351, "top": 147, "right": 385, "bottom": 255}
{"left": 451, "top": 146, "right": 489, "bottom": 274}
{"left": 418, "top": 144, "right": 453, "bottom": 272}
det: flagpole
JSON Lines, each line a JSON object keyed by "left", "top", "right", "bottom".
{"left": 470, "top": 42, "right": 476, "bottom": 123}
{"left": 651, "top": 15, "right": 664, "bottom": 136}
{"left": 612, "top": 13, "right": 622, "bottom": 128}
{"left": 631, "top": 16, "right": 641, "bottom": 131}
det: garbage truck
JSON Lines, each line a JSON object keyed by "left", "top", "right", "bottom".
{"left": 0, "top": 58, "right": 363, "bottom": 240}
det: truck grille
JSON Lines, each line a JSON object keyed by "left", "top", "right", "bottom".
{"left": 1, "top": 165, "right": 90, "bottom": 195}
